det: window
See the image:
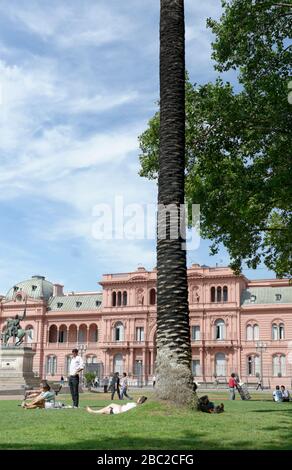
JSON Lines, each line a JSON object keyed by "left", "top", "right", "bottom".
{"left": 250, "top": 294, "right": 256, "bottom": 303}
{"left": 272, "top": 323, "right": 285, "bottom": 340}
{"left": 191, "top": 326, "right": 200, "bottom": 341}
{"left": 136, "top": 327, "right": 144, "bottom": 342}
{"left": 115, "top": 322, "right": 124, "bottom": 341}
{"left": 32, "top": 285, "right": 37, "bottom": 291}
{"left": 112, "top": 292, "right": 116, "bottom": 307}
{"left": 215, "top": 319, "right": 225, "bottom": 340}
{"left": 275, "top": 294, "right": 282, "bottom": 301}
{"left": 76, "top": 301, "right": 82, "bottom": 308}
{"left": 223, "top": 286, "right": 228, "bottom": 302}
{"left": 13, "top": 286, "right": 19, "bottom": 292}
{"left": 211, "top": 287, "right": 215, "bottom": 302}
{"left": 192, "top": 359, "right": 201, "bottom": 376}
{"left": 246, "top": 325, "right": 253, "bottom": 341}
{"left": 96, "top": 300, "right": 101, "bottom": 307}
{"left": 247, "top": 355, "right": 260, "bottom": 376}
{"left": 217, "top": 286, "right": 222, "bottom": 302}
{"left": 246, "top": 324, "right": 259, "bottom": 341}
{"left": 58, "top": 329, "right": 66, "bottom": 343}
{"left": 57, "top": 302, "right": 63, "bottom": 308}
{"left": 122, "top": 291, "right": 127, "bottom": 306}
{"left": 273, "top": 355, "right": 286, "bottom": 376}
{"left": 117, "top": 291, "right": 122, "bottom": 306}
{"left": 149, "top": 288, "right": 156, "bottom": 305}
{"left": 65, "top": 355, "right": 72, "bottom": 375}
{"left": 46, "top": 356, "right": 57, "bottom": 375}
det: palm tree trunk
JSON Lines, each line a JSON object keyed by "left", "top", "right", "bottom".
{"left": 156, "top": 0, "right": 194, "bottom": 406}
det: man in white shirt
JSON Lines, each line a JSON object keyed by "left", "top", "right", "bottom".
{"left": 68, "top": 348, "right": 84, "bottom": 408}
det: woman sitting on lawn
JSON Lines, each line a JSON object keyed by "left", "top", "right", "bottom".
{"left": 22, "top": 383, "right": 55, "bottom": 409}
{"left": 86, "top": 396, "right": 147, "bottom": 415}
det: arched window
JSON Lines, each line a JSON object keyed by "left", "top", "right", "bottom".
{"left": 112, "top": 291, "right": 117, "bottom": 307}
{"left": 211, "top": 287, "right": 216, "bottom": 302}
{"left": 122, "top": 291, "right": 127, "bottom": 306}
{"left": 246, "top": 325, "right": 253, "bottom": 341}
{"left": 272, "top": 323, "right": 278, "bottom": 340}
{"left": 86, "top": 355, "right": 97, "bottom": 364}
{"left": 247, "top": 355, "right": 260, "bottom": 375}
{"left": 68, "top": 324, "right": 77, "bottom": 343}
{"left": 65, "top": 355, "right": 72, "bottom": 375}
{"left": 215, "top": 319, "right": 225, "bottom": 340}
{"left": 46, "top": 355, "right": 57, "bottom": 375}
{"left": 48, "top": 325, "right": 57, "bottom": 343}
{"left": 223, "top": 286, "right": 228, "bottom": 302}
{"left": 78, "top": 324, "right": 87, "bottom": 343}
{"left": 89, "top": 324, "right": 98, "bottom": 342}
{"left": 253, "top": 324, "right": 259, "bottom": 340}
{"left": 58, "top": 325, "right": 67, "bottom": 343}
{"left": 272, "top": 323, "right": 285, "bottom": 340}
{"left": 117, "top": 291, "right": 122, "bottom": 306}
{"left": 217, "top": 286, "right": 222, "bottom": 302}
{"left": 215, "top": 353, "right": 226, "bottom": 376}
{"left": 246, "top": 324, "right": 259, "bottom": 341}
{"left": 273, "top": 355, "right": 286, "bottom": 376}
{"left": 150, "top": 288, "right": 156, "bottom": 305}
{"left": 114, "top": 322, "right": 124, "bottom": 342}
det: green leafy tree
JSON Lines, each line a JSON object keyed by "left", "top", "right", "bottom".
{"left": 139, "top": 0, "right": 292, "bottom": 277}
{"left": 155, "top": 0, "right": 194, "bottom": 407}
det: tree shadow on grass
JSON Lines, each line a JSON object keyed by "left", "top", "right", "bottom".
{"left": 1, "top": 430, "right": 292, "bottom": 451}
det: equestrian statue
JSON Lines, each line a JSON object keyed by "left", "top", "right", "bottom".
{"left": 1, "top": 297, "right": 32, "bottom": 347}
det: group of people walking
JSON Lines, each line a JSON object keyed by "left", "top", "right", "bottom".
{"left": 108, "top": 372, "right": 133, "bottom": 400}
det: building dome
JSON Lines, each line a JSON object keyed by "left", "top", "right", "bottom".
{"left": 5, "top": 275, "right": 54, "bottom": 301}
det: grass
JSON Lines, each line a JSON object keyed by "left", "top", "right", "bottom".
{"left": 0, "top": 391, "right": 291, "bottom": 450}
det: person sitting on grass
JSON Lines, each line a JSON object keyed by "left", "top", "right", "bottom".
{"left": 22, "top": 383, "right": 55, "bottom": 409}
{"left": 281, "top": 385, "right": 290, "bottom": 402}
{"left": 86, "top": 396, "right": 147, "bottom": 415}
{"left": 273, "top": 385, "right": 283, "bottom": 402}
{"left": 197, "top": 395, "right": 224, "bottom": 414}
{"left": 24, "top": 380, "right": 50, "bottom": 400}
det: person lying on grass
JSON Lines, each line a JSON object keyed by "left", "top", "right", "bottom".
{"left": 22, "top": 383, "right": 55, "bottom": 409}
{"left": 86, "top": 396, "right": 147, "bottom": 415}
{"left": 197, "top": 395, "right": 224, "bottom": 414}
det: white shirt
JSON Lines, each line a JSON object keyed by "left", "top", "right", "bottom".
{"left": 69, "top": 355, "right": 84, "bottom": 376}
{"left": 111, "top": 403, "right": 137, "bottom": 414}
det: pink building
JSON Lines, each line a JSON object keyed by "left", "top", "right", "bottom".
{"left": 1, "top": 266, "right": 292, "bottom": 388}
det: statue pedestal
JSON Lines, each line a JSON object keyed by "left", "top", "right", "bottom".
{"left": 0, "top": 347, "right": 39, "bottom": 393}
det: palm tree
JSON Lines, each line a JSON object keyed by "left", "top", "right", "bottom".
{"left": 156, "top": 0, "right": 194, "bottom": 405}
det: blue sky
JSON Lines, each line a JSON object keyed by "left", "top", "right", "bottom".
{"left": 0, "top": 0, "right": 274, "bottom": 294}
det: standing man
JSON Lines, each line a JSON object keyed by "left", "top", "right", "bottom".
{"left": 68, "top": 348, "right": 84, "bottom": 408}
{"left": 111, "top": 372, "right": 121, "bottom": 400}
{"left": 228, "top": 373, "right": 238, "bottom": 400}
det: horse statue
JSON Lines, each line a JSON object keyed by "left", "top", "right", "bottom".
{"left": 1, "top": 297, "right": 31, "bottom": 347}
{"left": 1, "top": 327, "right": 33, "bottom": 347}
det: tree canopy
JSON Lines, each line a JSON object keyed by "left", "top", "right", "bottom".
{"left": 139, "top": 0, "right": 292, "bottom": 277}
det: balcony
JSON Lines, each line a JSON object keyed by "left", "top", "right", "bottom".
{"left": 45, "top": 341, "right": 98, "bottom": 350}
{"left": 205, "top": 339, "right": 239, "bottom": 348}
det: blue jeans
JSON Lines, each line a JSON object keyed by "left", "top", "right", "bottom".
{"left": 229, "top": 387, "right": 235, "bottom": 400}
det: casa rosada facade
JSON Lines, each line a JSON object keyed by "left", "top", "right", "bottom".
{"left": 1, "top": 265, "right": 292, "bottom": 388}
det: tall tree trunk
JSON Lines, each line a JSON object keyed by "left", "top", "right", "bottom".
{"left": 156, "top": 0, "right": 194, "bottom": 406}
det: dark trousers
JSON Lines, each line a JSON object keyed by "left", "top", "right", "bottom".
{"left": 111, "top": 387, "right": 120, "bottom": 400}
{"left": 69, "top": 375, "right": 79, "bottom": 407}
{"left": 104, "top": 385, "right": 108, "bottom": 393}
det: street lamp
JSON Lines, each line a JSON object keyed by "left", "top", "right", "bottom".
{"left": 256, "top": 341, "right": 267, "bottom": 387}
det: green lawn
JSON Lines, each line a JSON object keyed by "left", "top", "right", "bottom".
{"left": 0, "top": 391, "right": 291, "bottom": 450}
